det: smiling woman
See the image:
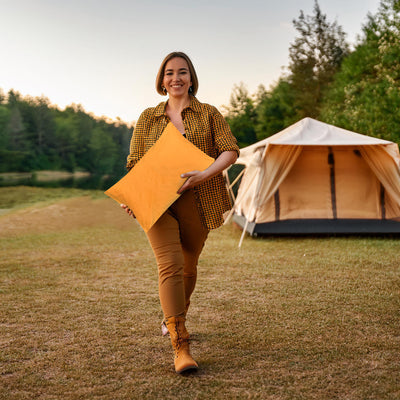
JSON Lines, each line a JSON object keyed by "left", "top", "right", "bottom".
{"left": 122, "top": 51, "right": 239, "bottom": 374}
{"left": 161, "top": 57, "right": 194, "bottom": 134}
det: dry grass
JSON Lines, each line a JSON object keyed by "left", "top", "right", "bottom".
{"left": 0, "top": 186, "right": 104, "bottom": 217}
{"left": 0, "top": 187, "right": 399, "bottom": 399}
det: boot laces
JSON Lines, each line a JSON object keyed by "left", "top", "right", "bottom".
{"left": 174, "top": 320, "right": 189, "bottom": 354}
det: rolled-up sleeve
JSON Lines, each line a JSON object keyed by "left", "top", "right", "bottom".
{"left": 210, "top": 106, "right": 240, "bottom": 157}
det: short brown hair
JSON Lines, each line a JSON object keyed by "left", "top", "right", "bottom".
{"left": 155, "top": 52, "right": 199, "bottom": 96}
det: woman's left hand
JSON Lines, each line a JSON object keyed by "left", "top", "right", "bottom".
{"left": 177, "top": 170, "right": 208, "bottom": 194}
{"left": 177, "top": 150, "right": 238, "bottom": 194}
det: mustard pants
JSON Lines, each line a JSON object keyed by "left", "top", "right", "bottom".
{"left": 146, "top": 190, "right": 209, "bottom": 319}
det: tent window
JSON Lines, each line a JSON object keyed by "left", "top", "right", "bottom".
{"left": 328, "top": 148, "right": 337, "bottom": 219}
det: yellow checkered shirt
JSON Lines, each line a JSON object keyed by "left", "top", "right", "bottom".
{"left": 126, "top": 95, "right": 239, "bottom": 230}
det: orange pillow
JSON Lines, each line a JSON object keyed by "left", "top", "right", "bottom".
{"left": 105, "top": 122, "right": 214, "bottom": 232}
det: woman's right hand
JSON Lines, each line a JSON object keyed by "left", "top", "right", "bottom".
{"left": 120, "top": 204, "right": 135, "bottom": 218}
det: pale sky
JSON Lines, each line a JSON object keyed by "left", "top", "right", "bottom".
{"left": 1, "top": 0, "right": 381, "bottom": 123}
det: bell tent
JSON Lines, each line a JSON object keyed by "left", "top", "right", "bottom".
{"left": 226, "top": 118, "right": 400, "bottom": 239}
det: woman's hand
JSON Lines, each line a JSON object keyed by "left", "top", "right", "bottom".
{"left": 177, "top": 150, "right": 238, "bottom": 194}
{"left": 120, "top": 204, "right": 135, "bottom": 218}
{"left": 178, "top": 170, "right": 208, "bottom": 194}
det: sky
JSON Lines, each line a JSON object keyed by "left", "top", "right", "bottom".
{"left": 0, "top": 0, "right": 382, "bottom": 123}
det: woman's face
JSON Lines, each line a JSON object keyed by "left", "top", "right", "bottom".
{"left": 162, "top": 57, "right": 192, "bottom": 98}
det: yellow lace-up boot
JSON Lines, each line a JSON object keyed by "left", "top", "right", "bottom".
{"left": 165, "top": 316, "right": 198, "bottom": 374}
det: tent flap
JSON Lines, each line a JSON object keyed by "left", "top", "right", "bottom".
{"left": 359, "top": 146, "right": 400, "bottom": 218}
{"left": 254, "top": 145, "right": 302, "bottom": 222}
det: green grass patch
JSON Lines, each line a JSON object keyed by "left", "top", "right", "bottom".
{"left": 0, "top": 188, "right": 399, "bottom": 399}
{"left": 0, "top": 186, "right": 105, "bottom": 213}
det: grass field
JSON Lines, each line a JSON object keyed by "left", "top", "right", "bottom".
{"left": 0, "top": 187, "right": 399, "bottom": 399}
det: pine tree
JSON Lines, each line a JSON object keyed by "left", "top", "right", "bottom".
{"left": 289, "top": 0, "right": 349, "bottom": 118}
{"left": 223, "top": 83, "right": 257, "bottom": 147}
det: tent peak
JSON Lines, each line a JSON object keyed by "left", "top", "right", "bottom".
{"left": 251, "top": 118, "right": 392, "bottom": 149}
{"left": 236, "top": 117, "right": 398, "bottom": 166}
{"left": 274, "top": 117, "right": 394, "bottom": 146}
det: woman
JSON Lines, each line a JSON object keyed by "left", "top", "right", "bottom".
{"left": 123, "top": 52, "right": 239, "bottom": 374}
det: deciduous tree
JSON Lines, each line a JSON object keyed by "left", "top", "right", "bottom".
{"left": 255, "top": 78, "right": 298, "bottom": 140}
{"left": 320, "top": 0, "right": 400, "bottom": 143}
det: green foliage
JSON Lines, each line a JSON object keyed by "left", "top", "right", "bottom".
{"left": 54, "top": 114, "right": 79, "bottom": 172}
{"left": 288, "top": 0, "right": 349, "bottom": 119}
{"left": 223, "top": 83, "right": 258, "bottom": 147}
{"left": 255, "top": 78, "right": 298, "bottom": 140}
{"left": 88, "top": 126, "right": 118, "bottom": 174}
{"left": 0, "top": 90, "right": 133, "bottom": 176}
{"left": 0, "top": 105, "right": 11, "bottom": 149}
{"left": 320, "top": 0, "right": 400, "bottom": 142}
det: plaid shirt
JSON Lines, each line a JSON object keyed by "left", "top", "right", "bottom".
{"left": 126, "top": 95, "right": 239, "bottom": 230}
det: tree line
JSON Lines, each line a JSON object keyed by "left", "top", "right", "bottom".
{"left": 224, "top": 0, "right": 400, "bottom": 147}
{"left": 0, "top": 90, "right": 132, "bottom": 175}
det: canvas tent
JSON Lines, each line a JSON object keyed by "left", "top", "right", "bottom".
{"left": 226, "top": 118, "right": 400, "bottom": 242}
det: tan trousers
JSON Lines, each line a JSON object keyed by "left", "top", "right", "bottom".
{"left": 146, "top": 190, "right": 209, "bottom": 319}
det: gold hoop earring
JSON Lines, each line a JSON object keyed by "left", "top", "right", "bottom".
{"left": 162, "top": 87, "right": 167, "bottom": 95}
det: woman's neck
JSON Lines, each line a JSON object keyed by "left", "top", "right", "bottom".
{"left": 166, "top": 94, "right": 191, "bottom": 114}
{"left": 165, "top": 94, "right": 191, "bottom": 134}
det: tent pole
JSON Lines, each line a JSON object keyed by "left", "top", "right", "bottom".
{"left": 224, "top": 167, "right": 246, "bottom": 203}
{"left": 238, "top": 218, "right": 249, "bottom": 248}
{"left": 223, "top": 168, "right": 237, "bottom": 202}
{"left": 223, "top": 166, "right": 258, "bottom": 226}
{"left": 230, "top": 168, "right": 245, "bottom": 189}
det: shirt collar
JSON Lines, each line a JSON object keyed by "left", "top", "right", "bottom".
{"left": 186, "top": 95, "right": 202, "bottom": 113}
{"left": 154, "top": 101, "right": 167, "bottom": 117}
{"left": 154, "top": 95, "right": 201, "bottom": 117}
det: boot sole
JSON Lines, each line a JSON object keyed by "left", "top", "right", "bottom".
{"left": 176, "top": 365, "right": 199, "bottom": 374}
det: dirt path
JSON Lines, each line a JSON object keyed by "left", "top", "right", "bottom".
{"left": 0, "top": 196, "right": 137, "bottom": 237}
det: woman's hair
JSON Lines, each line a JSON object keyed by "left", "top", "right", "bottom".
{"left": 156, "top": 52, "right": 199, "bottom": 96}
